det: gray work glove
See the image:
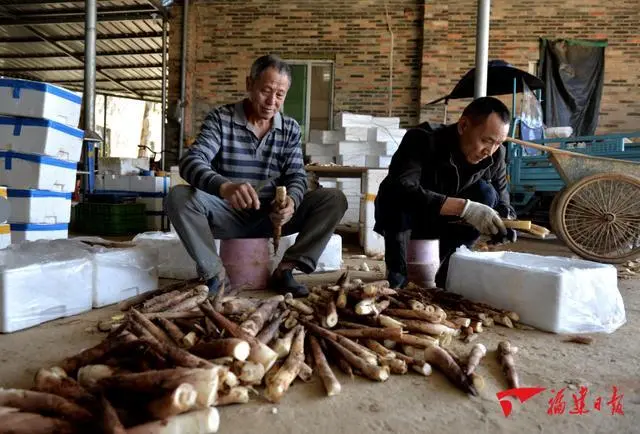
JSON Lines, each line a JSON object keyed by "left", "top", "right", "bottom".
{"left": 460, "top": 200, "right": 507, "bottom": 235}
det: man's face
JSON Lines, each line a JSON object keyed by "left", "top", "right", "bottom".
{"left": 246, "top": 67, "right": 290, "bottom": 120}
{"left": 458, "top": 112, "right": 509, "bottom": 165}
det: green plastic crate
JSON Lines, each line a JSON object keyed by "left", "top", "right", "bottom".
{"left": 72, "top": 202, "right": 147, "bottom": 236}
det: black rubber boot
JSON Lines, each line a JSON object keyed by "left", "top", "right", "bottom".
{"left": 269, "top": 268, "right": 309, "bottom": 298}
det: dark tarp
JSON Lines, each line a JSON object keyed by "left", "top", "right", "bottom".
{"left": 540, "top": 38, "right": 607, "bottom": 136}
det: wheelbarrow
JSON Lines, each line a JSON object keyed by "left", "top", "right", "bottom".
{"left": 508, "top": 137, "right": 640, "bottom": 264}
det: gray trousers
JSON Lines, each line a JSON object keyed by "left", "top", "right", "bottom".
{"left": 165, "top": 185, "right": 348, "bottom": 280}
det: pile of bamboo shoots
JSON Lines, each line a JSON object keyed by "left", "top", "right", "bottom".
{"left": 0, "top": 274, "right": 526, "bottom": 433}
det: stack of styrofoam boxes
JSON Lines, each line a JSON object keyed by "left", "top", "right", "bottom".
{"left": 306, "top": 113, "right": 406, "bottom": 168}
{"left": 306, "top": 130, "right": 340, "bottom": 165}
{"left": 0, "top": 78, "right": 82, "bottom": 243}
{"left": 95, "top": 159, "right": 169, "bottom": 232}
{"left": 337, "top": 177, "right": 362, "bottom": 227}
{"left": 0, "top": 186, "right": 9, "bottom": 249}
{"left": 359, "top": 169, "right": 388, "bottom": 256}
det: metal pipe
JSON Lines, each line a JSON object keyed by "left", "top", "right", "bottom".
{"left": 161, "top": 14, "right": 168, "bottom": 171}
{"left": 178, "top": 0, "right": 189, "bottom": 159}
{"left": 103, "top": 95, "right": 108, "bottom": 155}
{"left": 84, "top": 0, "right": 97, "bottom": 195}
{"left": 84, "top": 0, "right": 96, "bottom": 130}
{"left": 474, "top": 0, "right": 490, "bottom": 99}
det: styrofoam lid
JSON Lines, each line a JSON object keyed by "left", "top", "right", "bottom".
{"left": 453, "top": 246, "right": 615, "bottom": 272}
{"left": 0, "top": 115, "right": 84, "bottom": 139}
{"left": 0, "top": 78, "right": 82, "bottom": 105}
{"left": 0, "top": 239, "right": 88, "bottom": 270}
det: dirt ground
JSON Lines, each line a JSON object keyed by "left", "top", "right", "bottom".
{"left": 0, "top": 238, "right": 638, "bottom": 433}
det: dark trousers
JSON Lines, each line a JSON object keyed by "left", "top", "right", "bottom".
{"left": 165, "top": 185, "right": 348, "bottom": 280}
{"left": 383, "top": 180, "right": 499, "bottom": 288}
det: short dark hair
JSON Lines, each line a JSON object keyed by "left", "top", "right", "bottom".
{"left": 461, "top": 96, "right": 510, "bottom": 125}
{"left": 249, "top": 54, "right": 292, "bottom": 84}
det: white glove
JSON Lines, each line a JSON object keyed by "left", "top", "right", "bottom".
{"left": 460, "top": 200, "right": 507, "bottom": 235}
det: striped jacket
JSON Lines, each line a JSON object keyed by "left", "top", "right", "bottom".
{"left": 179, "top": 100, "right": 308, "bottom": 208}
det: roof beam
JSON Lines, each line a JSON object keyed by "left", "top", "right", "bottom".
{"left": 0, "top": 48, "right": 163, "bottom": 59}
{"left": 0, "top": 63, "right": 162, "bottom": 72}
{"left": 0, "top": 12, "right": 146, "bottom": 99}
{"left": 0, "top": 32, "right": 163, "bottom": 43}
{"left": 53, "top": 77, "right": 163, "bottom": 84}
{"left": 61, "top": 85, "right": 162, "bottom": 103}
{"left": 0, "top": 5, "right": 159, "bottom": 25}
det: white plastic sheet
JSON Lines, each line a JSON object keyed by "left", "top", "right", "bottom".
{"left": 0, "top": 239, "right": 92, "bottom": 333}
{"left": 446, "top": 247, "right": 626, "bottom": 334}
{"left": 69, "top": 237, "right": 159, "bottom": 307}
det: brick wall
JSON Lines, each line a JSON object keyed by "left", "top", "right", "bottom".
{"left": 165, "top": 0, "right": 640, "bottom": 163}
{"left": 421, "top": 0, "right": 640, "bottom": 134}
{"left": 167, "top": 0, "right": 424, "bottom": 156}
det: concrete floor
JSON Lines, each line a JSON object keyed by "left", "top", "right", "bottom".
{"left": 1, "top": 239, "right": 638, "bottom": 433}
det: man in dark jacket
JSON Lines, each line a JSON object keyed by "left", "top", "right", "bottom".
{"left": 374, "top": 96, "right": 517, "bottom": 289}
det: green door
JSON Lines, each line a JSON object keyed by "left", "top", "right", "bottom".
{"left": 282, "top": 64, "right": 307, "bottom": 140}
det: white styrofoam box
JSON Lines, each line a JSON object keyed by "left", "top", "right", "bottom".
{"left": 98, "top": 157, "right": 149, "bottom": 175}
{"left": 308, "top": 156, "right": 335, "bottom": 165}
{"left": 382, "top": 142, "right": 399, "bottom": 156}
{"left": 138, "top": 197, "right": 164, "bottom": 212}
{"left": 371, "top": 116, "right": 401, "bottom": 128}
{"left": 269, "top": 233, "right": 342, "bottom": 274}
{"left": 0, "top": 78, "right": 82, "bottom": 127}
{"left": 305, "top": 142, "right": 337, "bottom": 157}
{"left": 309, "top": 130, "right": 341, "bottom": 145}
{"left": 132, "top": 231, "right": 216, "bottom": 280}
{"left": 91, "top": 244, "right": 158, "bottom": 307}
{"left": 340, "top": 208, "right": 360, "bottom": 225}
{"left": 334, "top": 112, "right": 373, "bottom": 128}
{"left": 0, "top": 151, "right": 77, "bottom": 192}
{"left": 345, "top": 193, "right": 361, "bottom": 207}
{"left": 0, "top": 116, "right": 84, "bottom": 162}
{"left": 359, "top": 196, "right": 375, "bottom": 227}
{"left": 99, "top": 174, "right": 130, "bottom": 191}
{"left": 337, "top": 178, "right": 361, "bottom": 193}
{"left": 365, "top": 155, "right": 392, "bottom": 168}
{"left": 65, "top": 238, "right": 159, "bottom": 308}
{"left": 339, "top": 127, "right": 369, "bottom": 142}
{"left": 6, "top": 189, "right": 72, "bottom": 224}
{"left": 359, "top": 224, "right": 385, "bottom": 256}
{"left": 10, "top": 223, "right": 68, "bottom": 243}
{"left": 0, "top": 240, "right": 92, "bottom": 333}
{"left": 319, "top": 180, "right": 337, "bottom": 189}
{"left": 129, "top": 175, "right": 170, "bottom": 194}
{"left": 337, "top": 155, "right": 366, "bottom": 166}
{"left": 337, "top": 141, "right": 385, "bottom": 156}
{"left": 446, "top": 247, "right": 626, "bottom": 334}
{"left": 361, "top": 169, "right": 388, "bottom": 194}
{"left": 0, "top": 224, "right": 9, "bottom": 249}
{"left": 367, "top": 127, "right": 406, "bottom": 144}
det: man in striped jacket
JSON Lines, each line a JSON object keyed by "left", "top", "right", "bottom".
{"left": 166, "top": 54, "right": 347, "bottom": 297}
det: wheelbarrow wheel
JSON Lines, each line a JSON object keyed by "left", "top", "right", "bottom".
{"left": 549, "top": 187, "right": 567, "bottom": 242}
{"left": 554, "top": 173, "right": 640, "bottom": 264}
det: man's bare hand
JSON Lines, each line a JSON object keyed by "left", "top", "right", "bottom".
{"left": 220, "top": 182, "right": 260, "bottom": 210}
{"left": 270, "top": 196, "right": 295, "bottom": 226}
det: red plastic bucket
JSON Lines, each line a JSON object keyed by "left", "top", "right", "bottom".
{"left": 219, "top": 238, "right": 271, "bottom": 290}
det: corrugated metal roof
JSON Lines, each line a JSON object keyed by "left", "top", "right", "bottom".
{"left": 0, "top": 0, "right": 170, "bottom": 102}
